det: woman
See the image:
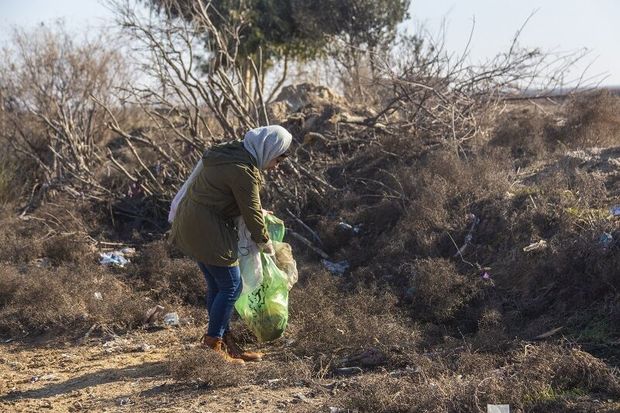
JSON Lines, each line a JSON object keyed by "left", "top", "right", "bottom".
{"left": 170, "top": 125, "right": 292, "bottom": 364}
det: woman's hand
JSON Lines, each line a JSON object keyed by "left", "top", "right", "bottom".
{"left": 258, "top": 240, "right": 275, "bottom": 256}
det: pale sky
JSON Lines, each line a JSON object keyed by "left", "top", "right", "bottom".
{"left": 0, "top": 0, "right": 618, "bottom": 85}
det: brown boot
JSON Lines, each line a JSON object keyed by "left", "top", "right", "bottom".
{"left": 223, "top": 332, "right": 263, "bottom": 362}
{"left": 200, "top": 335, "right": 245, "bottom": 365}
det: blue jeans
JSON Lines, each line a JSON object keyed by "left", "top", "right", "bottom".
{"left": 198, "top": 262, "right": 242, "bottom": 338}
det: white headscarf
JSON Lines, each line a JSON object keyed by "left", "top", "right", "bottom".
{"left": 242, "top": 125, "right": 292, "bottom": 170}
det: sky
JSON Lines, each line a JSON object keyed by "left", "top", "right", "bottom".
{"left": 0, "top": 0, "right": 618, "bottom": 86}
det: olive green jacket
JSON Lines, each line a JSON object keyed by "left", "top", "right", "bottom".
{"left": 169, "top": 141, "right": 269, "bottom": 266}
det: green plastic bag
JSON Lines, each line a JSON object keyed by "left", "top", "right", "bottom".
{"left": 235, "top": 214, "right": 297, "bottom": 342}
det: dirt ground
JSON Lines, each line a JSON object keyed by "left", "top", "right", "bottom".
{"left": 0, "top": 327, "right": 332, "bottom": 413}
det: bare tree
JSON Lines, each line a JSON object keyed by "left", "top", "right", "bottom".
{"left": 94, "top": 0, "right": 273, "bottom": 200}
{"left": 0, "top": 23, "right": 128, "bottom": 212}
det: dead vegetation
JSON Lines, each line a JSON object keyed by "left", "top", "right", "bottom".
{"left": 0, "top": 3, "right": 618, "bottom": 412}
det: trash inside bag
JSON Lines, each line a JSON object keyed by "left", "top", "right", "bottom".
{"left": 235, "top": 214, "right": 297, "bottom": 342}
{"left": 236, "top": 216, "right": 263, "bottom": 294}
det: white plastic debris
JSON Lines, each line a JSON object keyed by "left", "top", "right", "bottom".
{"left": 611, "top": 205, "right": 620, "bottom": 217}
{"left": 523, "top": 240, "right": 548, "bottom": 252}
{"left": 599, "top": 232, "right": 613, "bottom": 249}
{"left": 337, "top": 222, "right": 361, "bottom": 234}
{"left": 118, "top": 397, "right": 131, "bottom": 406}
{"left": 93, "top": 292, "right": 103, "bottom": 301}
{"left": 163, "top": 312, "right": 180, "bottom": 326}
{"left": 99, "top": 251, "right": 129, "bottom": 267}
{"left": 322, "top": 259, "right": 350, "bottom": 275}
{"left": 487, "top": 405, "right": 510, "bottom": 413}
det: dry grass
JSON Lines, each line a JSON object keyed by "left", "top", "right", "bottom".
{"left": 407, "top": 258, "right": 482, "bottom": 323}
{"left": 287, "top": 265, "right": 418, "bottom": 359}
{"left": 0, "top": 263, "right": 149, "bottom": 335}
{"left": 168, "top": 347, "right": 314, "bottom": 388}
{"left": 559, "top": 90, "right": 620, "bottom": 148}
{"left": 339, "top": 344, "right": 620, "bottom": 413}
{"left": 128, "top": 240, "right": 206, "bottom": 305}
{"left": 0, "top": 85, "right": 618, "bottom": 412}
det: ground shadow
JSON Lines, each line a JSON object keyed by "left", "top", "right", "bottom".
{"left": 1, "top": 361, "right": 167, "bottom": 401}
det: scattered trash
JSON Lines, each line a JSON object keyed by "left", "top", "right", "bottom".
{"left": 143, "top": 305, "right": 165, "bottom": 324}
{"left": 389, "top": 366, "right": 422, "bottom": 377}
{"left": 333, "top": 366, "right": 363, "bottom": 376}
{"left": 163, "top": 312, "right": 180, "bottom": 327}
{"left": 137, "top": 343, "right": 154, "bottom": 352}
{"left": 533, "top": 326, "right": 564, "bottom": 340}
{"left": 322, "top": 259, "right": 350, "bottom": 275}
{"left": 329, "top": 407, "right": 346, "bottom": 413}
{"left": 34, "top": 257, "right": 50, "bottom": 268}
{"left": 611, "top": 205, "right": 620, "bottom": 217}
{"left": 454, "top": 213, "right": 479, "bottom": 257}
{"left": 99, "top": 251, "right": 130, "bottom": 267}
{"left": 29, "top": 374, "right": 57, "bottom": 383}
{"left": 481, "top": 272, "right": 492, "bottom": 280}
{"left": 487, "top": 404, "right": 510, "bottom": 413}
{"left": 337, "top": 221, "right": 361, "bottom": 234}
{"left": 93, "top": 292, "right": 103, "bottom": 301}
{"left": 523, "top": 240, "right": 548, "bottom": 252}
{"left": 118, "top": 397, "right": 132, "bottom": 406}
{"left": 599, "top": 232, "right": 614, "bottom": 249}
{"left": 293, "top": 393, "right": 310, "bottom": 403}
{"left": 120, "top": 247, "right": 136, "bottom": 257}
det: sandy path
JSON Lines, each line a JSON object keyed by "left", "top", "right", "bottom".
{"left": 0, "top": 329, "right": 327, "bottom": 412}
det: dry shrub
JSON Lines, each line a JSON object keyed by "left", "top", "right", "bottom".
{"left": 168, "top": 348, "right": 244, "bottom": 387}
{"left": 168, "top": 348, "right": 313, "bottom": 387}
{"left": 129, "top": 240, "right": 205, "bottom": 305}
{"left": 408, "top": 258, "right": 482, "bottom": 323}
{"left": 559, "top": 91, "right": 620, "bottom": 148}
{"left": 42, "top": 234, "right": 94, "bottom": 266}
{"left": 0, "top": 263, "right": 148, "bottom": 335}
{"left": 340, "top": 344, "right": 620, "bottom": 413}
{"left": 0, "top": 157, "right": 22, "bottom": 204}
{"left": 517, "top": 344, "right": 620, "bottom": 396}
{"left": 287, "top": 265, "right": 418, "bottom": 358}
{"left": 0, "top": 230, "right": 43, "bottom": 264}
{"left": 490, "top": 106, "right": 552, "bottom": 164}
{"left": 380, "top": 149, "right": 510, "bottom": 259}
